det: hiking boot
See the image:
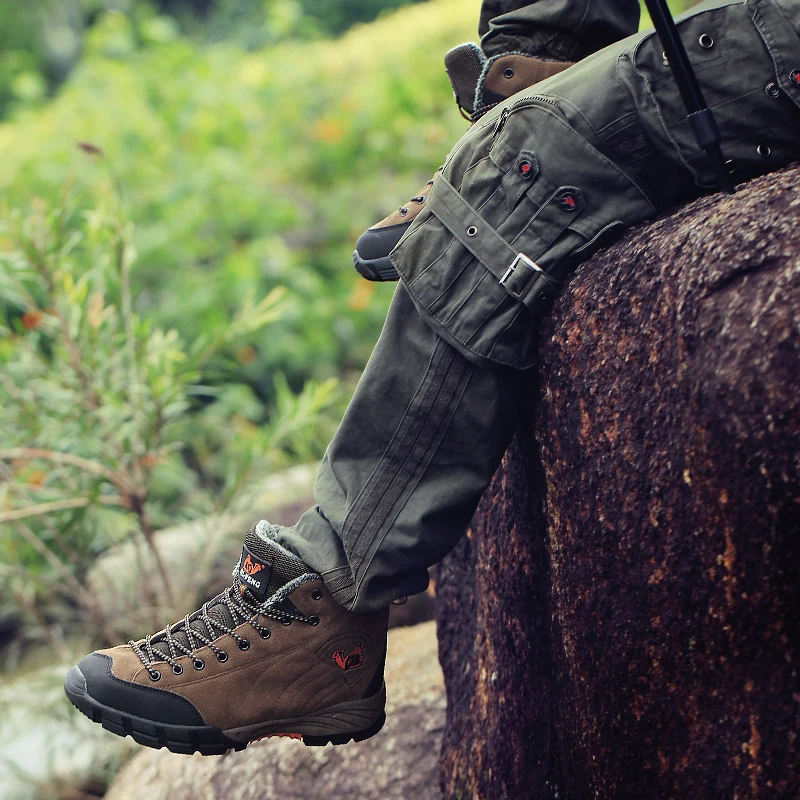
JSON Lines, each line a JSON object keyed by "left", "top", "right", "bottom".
{"left": 353, "top": 169, "right": 441, "bottom": 281}
{"left": 471, "top": 51, "right": 575, "bottom": 120}
{"left": 353, "top": 45, "right": 574, "bottom": 282}
{"left": 64, "top": 521, "right": 389, "bottom": 755}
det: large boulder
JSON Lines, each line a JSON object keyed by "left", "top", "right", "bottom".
{"left": 437, "top": 165, "right": 800, "bottom": 799}
{"left": 105, "top": 620, "right": 445, "bottom": 800}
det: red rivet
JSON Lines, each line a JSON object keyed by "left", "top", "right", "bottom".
{"left": 790, "top": 69, "right": 800, "bottom": 85}
{"left": 559, "top": 192, "right": 578, "bottom": 211}
{"left": 519, "top": 160, "right": 533, "bottom": 178}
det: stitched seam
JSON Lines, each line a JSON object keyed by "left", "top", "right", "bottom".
{"left": 400, "top": 277, "right": 524, "bottom": 369}
{"left": 429, "top": 255, "right": 478, "bottom": 310}
{"left": 343, "top": 343, "right": 464, "bottom": 568}
{"left": 339, "top": 328, "right": 439, "bottom": 533}
{"left": 350, "top": 362, "right": 473, "bottom": 606}
{"left": 345, "top": 343, "right": 457, "bottom": 565}
{"left": 463, "top": 155, "right": 491, "bottom": 176}
{"left": 100, "top": 654, "right": 204, "bottom": 720}
{"left": 486, "top": 302, "right": 530, "bottom": 360}
{"left": 339, "top": 336, "right": 441, "bottom": 537}
{"left": 465, "top": 289, "right": 515, "bottom": 349}
{"left": 408, "top": 235, "right": 460, "bottom": 285}
{"left": 443, "top": 268, "right": 490, "bottom": 327}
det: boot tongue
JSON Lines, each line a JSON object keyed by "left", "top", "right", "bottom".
{"left": 234, "top": 522, "right": 307, "bottom": 600}
{"left": 150, "top": 522, "right": 307, "bottom": 661}
{"left": 444, "top": 42, "right": 485, "bottom": 117}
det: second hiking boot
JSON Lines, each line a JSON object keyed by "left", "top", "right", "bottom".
{"left": 353, "top": 169, "right": 441, "bottom": 281}
{"left": 64, "top": 521, "right": 389, "bottom": 755}
{"left": 352, "top": 44, "right": 574, "bottom": 282}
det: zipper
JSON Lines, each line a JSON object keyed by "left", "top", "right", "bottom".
{"left": 493, "top": 95, "right": 562, "bottom": 139}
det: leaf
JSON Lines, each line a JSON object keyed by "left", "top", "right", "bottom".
{"left": 87, "top": 291, "right": 105, "bottom": 330}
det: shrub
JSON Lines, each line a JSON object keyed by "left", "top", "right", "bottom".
{"left": 0, "top": 173, "right": 335, "bottom": 650}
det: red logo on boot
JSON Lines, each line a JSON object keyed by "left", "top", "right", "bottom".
{"left": 332, "top": 643, "right": 364, "bottom": 671}
{"left": 242, "top": 554, "right": 265, "bottom": 576}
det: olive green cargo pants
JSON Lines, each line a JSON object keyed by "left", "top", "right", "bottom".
{"left": 478, "top": 0, "right": 640, "bottom": 60}
{"left": 279, "top": 0, "right": 800, "bottom": 611}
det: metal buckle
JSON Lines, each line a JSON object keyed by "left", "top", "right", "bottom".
{"left": 499, "top": 252, "right": 543, "bottom": 298}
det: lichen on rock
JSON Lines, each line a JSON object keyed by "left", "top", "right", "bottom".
{"left": 438, "top": 164, "right": 800, "bottom": 800}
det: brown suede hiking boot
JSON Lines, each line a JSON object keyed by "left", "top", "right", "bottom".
{"left": 64, "top": 522, "right": 389, "bottom": 755}
{"left": 352, "top": 44, "right": 574, "bottom": 282}
{"left": 353, "top": 168, "right": 442, "bottom": 281}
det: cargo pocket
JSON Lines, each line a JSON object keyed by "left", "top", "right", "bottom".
{"left": 390, "top": 101, "right": 655, "bottom": 370}
{"left": 625, "top": 0, "right": 800, "bottom": 188}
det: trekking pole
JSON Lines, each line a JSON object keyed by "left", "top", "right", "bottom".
{"left": 643, "top": 0, "right": 735, "bottom": 194}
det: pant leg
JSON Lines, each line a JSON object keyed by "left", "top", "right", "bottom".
{"left": 280, "top": 0, "right": 800, "bottom": 614}
{"left": 278, "top": 284, "right": 523, "bottom": 612}
{"left": 478, "top": 0, "right": 641, "bottom": 60}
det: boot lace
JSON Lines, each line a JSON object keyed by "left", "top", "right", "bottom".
{"left": 398, "top": 178, "right": 436, "bottom": 216}
{"left": 129, "top": 583, "right": 316, "bottom": 680}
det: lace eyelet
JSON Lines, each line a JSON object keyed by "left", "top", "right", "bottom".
{"left": 399, "top": 207, "right": 409, "bottom": 216}
{"left": 216, "top": 650, "right": 228, "bottom": 663}
{"left": 193, "top": 659, "right": 205, "bottom": 670}
{"left": 238, "top": 638, "right": 250, "bottom": 651}
{"left": 260, "top": 628, "right": 271, "bottom": 639}
{"left": 503, "top": 66, "right": 515, "bottom": 79}
{"left": 307, "top": 615, "right": 320, "bottom": 626}
{"left": 149, "top": 670, "right": 161, "bottom": 682}
{"left": 281, "top": 618, "right": 292, "bottom": 627}
{"left": 311, "top": 589, "right": 323, "bottom": 601}
{"left": 172, "top": 664, "right": 183, "bottom": 675}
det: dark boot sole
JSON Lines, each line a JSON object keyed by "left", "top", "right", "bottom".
{"left": 353, "top": 249, "right": 400, "bottom": 282}
{"left": 65, "top": 666, "right": 386, "bottom": 755}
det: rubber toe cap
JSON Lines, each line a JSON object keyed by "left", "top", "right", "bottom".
{"left": 72, "top": 652, "right": 206, "bottom": 726}
{"left": 355, "top": 221, "right": 412, "bottom": 261}
{"left": 64, "top": 664, "right": 87, "bottom": 697}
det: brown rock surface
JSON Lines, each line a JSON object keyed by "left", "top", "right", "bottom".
{"left": 438, "top": 165, "right": 800, "bottom": 799}
{"left": 105, "top": 620, "right": 444, "bottom": 800}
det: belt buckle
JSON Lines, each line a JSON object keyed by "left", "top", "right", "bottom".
{"left": 499, "top": 252, "right": 543, "bottom": 298}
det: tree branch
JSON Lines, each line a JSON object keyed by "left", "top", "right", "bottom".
{"left": 0, "top": 495, "right": 126, "bottom": 523}
{"left": 0, "top": 448, "right": 130, "bottom": 493}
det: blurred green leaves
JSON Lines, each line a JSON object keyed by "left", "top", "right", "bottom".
{"left": 0, "top": 0, "right": 476, "bottom": 391}
{"left": 0, "top": 0, "right": 429, "bottom": 120}
{"left": 0, "top": 0, "right": 478, "bottom": 650}
{"left": 0, "top": 174, "right": 337, "bottom": 646}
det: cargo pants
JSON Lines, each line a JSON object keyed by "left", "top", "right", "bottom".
{"left": 278, "top": 0, "right": 800, "bottom": 612}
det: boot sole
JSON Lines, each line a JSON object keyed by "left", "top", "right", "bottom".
{"left": 64, "top": 665, "right": 386, "bottom": 756}
{"left": 353, "top": 249, "right": 400, "bottom": 282}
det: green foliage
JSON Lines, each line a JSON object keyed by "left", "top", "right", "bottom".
{"left": 0, "top": 0, "right": 428, "bottom": 120}
{"left": 0, "top": 0, "right": 475, "bottom": 648}
{"left": 0, "top": 2, "right": 51, "bottom": 114}
{"left": 0, "top": 0, "right": 475, "bottom": 388}
{"left": 0, "top": 182, "right": 336, "bottom": 647}
{"left": 0, "top": 0, "right": 477, "bottom": 655}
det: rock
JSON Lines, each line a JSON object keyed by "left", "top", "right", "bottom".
{"left": 86, "top": 464, "right": 318, "bottom": 633}
{"left": 85, "top": 462, "right": 434, "bottom": 638}
{"left": 437, "top": 165, "right": 800, "bottom": 799}
{"left": 105, "top": 620, "right": 445, "bottom": 800}
{"left": 0, "top": 664, "right": 138, "bottom": 800}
